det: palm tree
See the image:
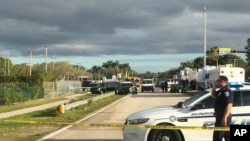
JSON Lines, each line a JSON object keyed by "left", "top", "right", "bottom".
{"left": 91, "top": 65, "right": 102, "bottom": 81}
{"left": 102, "top": 60, "right": 120, "bottom": 79}
{"left": 119, "top": 63, "right": 131, "bottom": 80}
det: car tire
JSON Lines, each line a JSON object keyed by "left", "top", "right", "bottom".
{"left": 148, "top": 125, "right": 182, "bottom": 141}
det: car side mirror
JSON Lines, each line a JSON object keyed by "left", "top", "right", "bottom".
{"left": 175, "top": 101, "right": 185, "bottom": 108}
{"left": 191, "top": 103, "right": 205, "bottom": 110}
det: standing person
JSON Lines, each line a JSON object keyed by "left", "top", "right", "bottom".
{"left": 160, "top": 81, "right": 165, "bottom": 92}
{"left": 164, "top": 80, "right": 168, "bottom": 93}
{"left": 211, "top": 76, "right": 233, "bottom": 141}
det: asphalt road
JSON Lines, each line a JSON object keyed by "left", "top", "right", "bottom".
{"left": 39, "top": 88, "right": 190, "bottom": 141}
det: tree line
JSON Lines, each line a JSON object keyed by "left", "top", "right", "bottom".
{"left": 1, "top": 38, "right": 250, "bottom": 83}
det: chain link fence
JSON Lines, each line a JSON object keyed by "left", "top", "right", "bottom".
{"left": 43, "top": 80, "right": 82, "bottom": 98}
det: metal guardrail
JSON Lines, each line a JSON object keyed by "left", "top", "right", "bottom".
{"left": 63, "top": 93, "right": 115, "bottom": 111}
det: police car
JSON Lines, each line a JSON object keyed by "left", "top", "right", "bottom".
{"left": 122, "top": 82, "right": 250, "bottom": 141}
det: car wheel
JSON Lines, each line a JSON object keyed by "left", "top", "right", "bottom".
{"left": 148, "top": 126, "right": 182, "bottom": 141}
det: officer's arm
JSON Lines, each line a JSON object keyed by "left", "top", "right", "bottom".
{"left": 222, "top": 102, "right": 233, "bottom": 126}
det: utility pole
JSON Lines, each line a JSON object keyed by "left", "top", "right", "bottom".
{"left": 4, "top": 58, "right": 6, "bottom": 76}
{"left": 51, "top": 57, "right": 56, "bottom": 71}
{"left": 45, "top": 45, "right": 48, "bottom": 71}
{"left": 77, "top": 63, "right": 81, "bottom": 70}
{"left": 7, "top": 58, "right": 10, "bottom": 76}
{"left": 29, "top": 51, "right": 33, "bottom": 76}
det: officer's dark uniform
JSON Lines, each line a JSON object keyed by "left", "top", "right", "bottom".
{"left": 164, "top": 81, "right": 168, "bottom": 92}
{"left": 213, "top": 86, "right": 233, "bottom": 141}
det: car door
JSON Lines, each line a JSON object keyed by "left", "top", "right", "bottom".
{"left": 187, "top": 96, "right": 215, "bottom": 141}
{"left": 233, "top": 90, "right": 250, "bottom": 125}
{"left": 187, "top": 95, "right": 238, "bottom": 141}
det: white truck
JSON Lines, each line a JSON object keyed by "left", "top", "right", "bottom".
{"left": 141, "top": 79, "right": 154, "bottom": 92}
{"left": 197, "top": 64, "right": 245, "bottom": 90}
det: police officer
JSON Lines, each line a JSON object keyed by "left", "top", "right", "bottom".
{"left": 160, "top": 81, "right": 165, "bottom": 92}
{"left": 211, "top": 75, "right": 233, "bottom": 141}
{"left": 164, "top": 80, "right": 168, "bottom": 92}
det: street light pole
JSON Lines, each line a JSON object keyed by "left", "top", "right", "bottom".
{"left": 203, "top": 6, "right": 207, "bottom": 68}
{"left": 45, "top": 45, "right": 48, "bottom": 71}
{"left": 203, "top": 6, "right": 207, "bottom": 89}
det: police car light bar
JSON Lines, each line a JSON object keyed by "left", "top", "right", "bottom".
{"left": 229, "top": 82, "right": 243, "bottom": 87}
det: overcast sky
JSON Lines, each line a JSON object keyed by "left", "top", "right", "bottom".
{"left": 1, "top": 0, "right": 250, "bottom": 73}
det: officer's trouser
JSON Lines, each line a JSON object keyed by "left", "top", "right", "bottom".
{"left": 213, "top": 114, "right": 231, "bottom": 141}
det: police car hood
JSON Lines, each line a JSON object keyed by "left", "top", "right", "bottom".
{"left": 127, "top": 105, "right": 177, "bottom": 119}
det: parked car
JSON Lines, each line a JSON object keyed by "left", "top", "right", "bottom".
{"left": 105, "top": 81, "right": 120, "bottom": 92}
{"left": 90, "top": 80, "right": 120, "bottom": 94}
{"left": 117, "top": 81, "right": 137, "bottom": 95}
{"left": 82, "top": 80, "right": 97, "bottom": 91}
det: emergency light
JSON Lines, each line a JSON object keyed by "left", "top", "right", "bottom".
{"left": 229, "top": 82, "right": 243, "bottom": 87}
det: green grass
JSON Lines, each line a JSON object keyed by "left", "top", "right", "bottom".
{"left": 0, "top": 97, "right": 66, "bottom": 113}
{"left": 0, "top": 94, "right": 125, "bottom": 141}
{"left": 0, "top": 94, "right": 96, "bottom": 113}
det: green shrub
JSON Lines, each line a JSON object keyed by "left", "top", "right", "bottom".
{"left": 0, "top": 88, "right": 24, "bottom": 105}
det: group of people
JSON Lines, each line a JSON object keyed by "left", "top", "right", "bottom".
{"left": 159, "top": 78, "right": 198, "bottom": 93}
{"left": 160, "top": 80, "right": 168, "bottom": 92}
{"left": 181, "top": 79, "right": 197, "bottom": 90}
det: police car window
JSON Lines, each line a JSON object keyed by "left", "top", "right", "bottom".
{"left": 183, "top": 91, "right": 210, "bottom": 106}
{"left": 233, "top": 91, "right": 242, "bottom": 107}
{"left": 198, "top": 96, "right": 215, "bottom": 109}
{"left": 232, "top": 90, "right": 250, "bottom": 106}
{"left": 242, "top": 91, "right": 250, "bottom": 106}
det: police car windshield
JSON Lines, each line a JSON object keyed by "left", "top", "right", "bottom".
{"left": 182, "top": 91, "right": 210, "bottom": 107}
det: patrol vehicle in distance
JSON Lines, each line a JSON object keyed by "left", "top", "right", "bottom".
{"left": 141, "top": 79, "right": 154, "bottom": 92}
{"left": 122, "top": 82, "right": 250, "bottom": 141}
{"left": 116, "top": 81, "right": 137, "bottom": 95}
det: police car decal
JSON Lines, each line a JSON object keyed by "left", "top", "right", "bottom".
{"left": 191, "top": 112, "right": 214, "bottom": 117}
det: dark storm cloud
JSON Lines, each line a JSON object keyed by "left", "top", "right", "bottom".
{"left": 0, "top": 0, "right": 250, "bottom": 58}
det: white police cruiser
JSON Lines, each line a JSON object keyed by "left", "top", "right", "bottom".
{"left": 122, "top": 82, "right": 250, "bottom": 141}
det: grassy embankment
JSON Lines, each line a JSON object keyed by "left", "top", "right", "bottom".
{"left": 0, "top": 93, "right": 125, "bottom": 141}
